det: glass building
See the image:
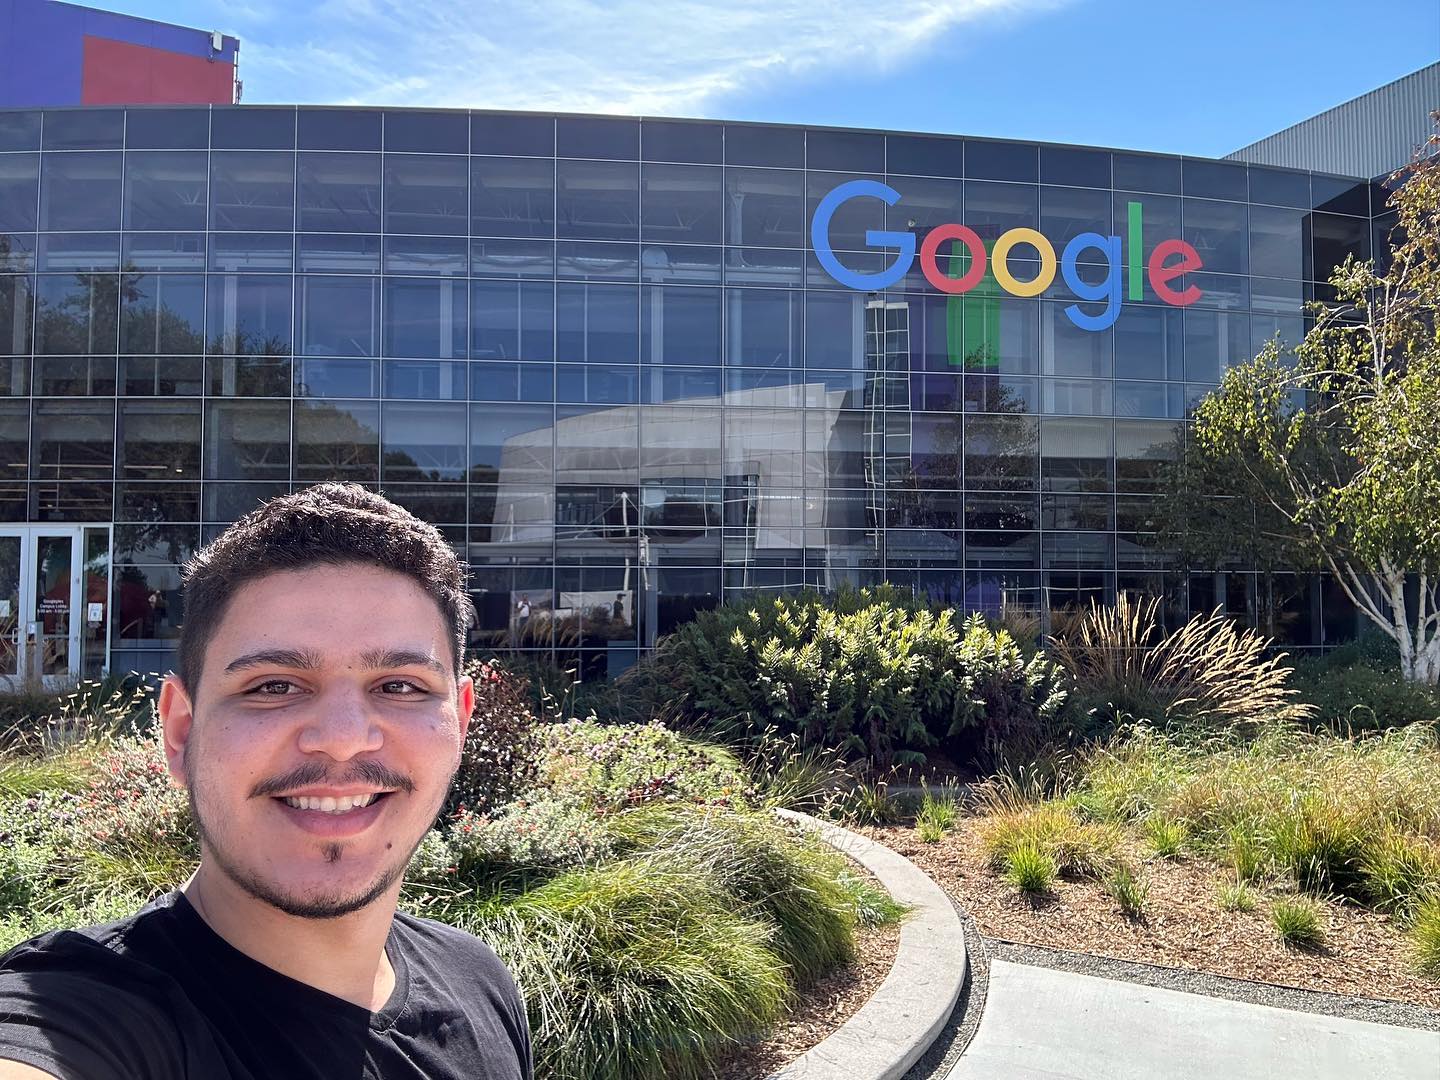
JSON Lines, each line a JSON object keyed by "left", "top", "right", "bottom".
{"left": 0, "top": 104, "right": 1382, "bottom": 682}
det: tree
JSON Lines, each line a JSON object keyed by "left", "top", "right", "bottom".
{"left": 1186, "top": 120, "right": 1440, "bottom": 682}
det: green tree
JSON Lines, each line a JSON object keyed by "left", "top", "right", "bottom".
{"left": 1186, "top": 122, "right": 1440, "bottom": 682}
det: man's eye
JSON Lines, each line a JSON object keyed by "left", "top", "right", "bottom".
{"left": 379, "top": 680, "right": 426, "bottom": 695}
{"left": 249, "top": 680, "right": 297, "bottom": 696}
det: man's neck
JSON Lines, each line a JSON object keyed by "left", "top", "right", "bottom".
{"left": 181, "top": 865, "right": 399, "bottom": 1013}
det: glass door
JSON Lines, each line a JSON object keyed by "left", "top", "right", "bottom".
{"left": 0, "top": 531, "right": 21, "bottom": 683}
{"left": 0, "top": 527, "right": 94, "bottom": 691}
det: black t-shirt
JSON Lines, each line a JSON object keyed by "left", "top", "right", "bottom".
{"left": 0, "top": 892, "right": 533, "bottom": 1080}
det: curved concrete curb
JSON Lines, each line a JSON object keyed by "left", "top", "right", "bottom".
{"left": 768, "top": 809, "right": 968, "bottom": 1080}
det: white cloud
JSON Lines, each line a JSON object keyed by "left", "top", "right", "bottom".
{"left": 236, "top": 0, "right": 1066, "bottom": 115}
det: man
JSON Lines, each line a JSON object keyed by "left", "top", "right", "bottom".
{"left": 0, "top": 484, "right": 533, "bottom": 1079}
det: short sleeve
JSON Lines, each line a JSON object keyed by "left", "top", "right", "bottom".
{"left": 0, "top": 940, "right": 186, "bottom": 1080}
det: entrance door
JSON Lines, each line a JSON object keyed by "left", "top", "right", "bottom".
{"left": 0, "top": 526, "right": 111, "bottom": 690}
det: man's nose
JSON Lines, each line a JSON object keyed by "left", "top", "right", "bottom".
{"left": 295, "top": 685, "right": 384, "bottom": 759}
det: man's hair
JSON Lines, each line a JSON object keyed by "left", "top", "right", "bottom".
{"left": 177, "top": 483, "right": 474, "bottom": 694}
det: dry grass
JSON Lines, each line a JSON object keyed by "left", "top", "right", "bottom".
{"left": 1049, "top": 595, "right": 1315, "bottom": 727}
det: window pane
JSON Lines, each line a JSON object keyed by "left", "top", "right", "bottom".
{"left": 641, "top": 120, "right": 721, "bottom": 164}
{"left": 1183, "top": 309, "right": 1250, "bottom": 382}
{"left": 118, "top": 400, "right": 201, "bottom": 479}
{"left": 557, "top": 117, "right": 638, "bottom": 160}
{"left": 1114, "top": 303, "right": 1182, "bottom": 380}
{"left": 0, "top": 112, "right": 40, "bottom": 152}
{"left": 298, "top": 152, "right": 380, "bottom": 233}
{"left": 470, "top": 403, "right": 554, "bottom": 485}
{"left": 557, "top": 283, "right": 637, "bottom": 363}
{"left": 208, "top": 232, "right": 293, "bottom": 273}
{"left": 205, "top": 274, "right": 292, "bottom": 355}
{"left": 123, "top": 151, "right": 207, "bottom": 231}
{"left": 120, "top": 274, "right": 204, "bottom": 354}
{"left": 43, "top": 110, "right": 122, "bottom": 150}
{"left": 965, "top": 413, "right": 1039, "bottom": 490}
{"left": 204, "top": 400, "right": 290, "bottom": 479}
{"left": 471, "top": 280, "right": 554, "bottom": 361}
{"left": 0, "top": 276, "right": 33, "bottom": 356}
{"left": 205, "top": 355, "right": 290, "bottom": 397}
{"left": 383, "top": 277, "right": 466, "bottom": 358}
{"left": 472, "top": 114, "right": 553, "bottom": 156}
{"left": 211, "top": 108, "right": 295, "bottom": 150}
{"left": 966, "top": 140, "right": 1036, "bottom": 182}
{"left": 642, "top": 285, "right": 721, "bottom": 366}
{"left": 725, "top": 125, "right": 802, "bottom": 168}
{"left": 33, "top": 274, "right": 118, "bottom": 354}
{"left": 807, "top": 129, "right": 883, "bottom": 173}
{"left": 804, "top": 291, "right": 865, "bottom": 370}
{"left": 209, "top": 152, "right": 295, "bottom": 231}
{"left": 641, "top": 164, "right": 722, "bottom": 245}
{"left": 1249, "top": 205, "right": 1307, "bottom": 280}
{"left": 1042, "top": 300, "right": 1111, "bottom": 377}
{"left": 384, "top": 235, "right": 467, "bottom": 276}
{"left": 382, "top": 401, "right": 467, "bottom": 481}
{"left": 40, "top": 152, "right": 121, "bottom": 230}
{"left": 1041, "top": 417, "right": 1113, "bottom": 492}
{"left": 298, "top": 109, "right": 380, "bottom": 151}
{"left": 298, "top": 275, "right": 379, "bottom": 357}
{"left": 1040, "top": 186, "right": 1111, "bottom": 249}
{"left": 36, "top": 233, "right": 119, "bottom": 272}
{"left": 556, "top": 159, "right": 638, "bottom": 241}
{"left": 1182, "top": 199, "right": 1248, "bottom": 275}
{"left": 725, "top": 168, "right": 803, "bottom": 247}
{"left": 384, "top": 154, "right": 467, "bottom": 235}
{"left": 886, "top": 134, "right": 964, "bottom": 178}
{"left": 294, "top": 399, "right": 379, "bottom": 481}
{"left": 384, "top": 111, "right": 467, "bottom": 154}
{"left": 727, "top": 289, "right": 800, "bottom": 369}
{"left": 128, "top": 231, "right": 208, "bottom": 272}
{"left": 294, "top": 357, "right": 378, "bottom": 398}
{"left": 296, "top": 233, "right": 379, "bottom": 273}
{"left": 0, "top": 154, "right": 38, "bottom": 232}
{"left": 32, "top": 399, "right": 115, "bottom": 479}
{"left": 471, "top": 157, "right": 554, "bottom": 238}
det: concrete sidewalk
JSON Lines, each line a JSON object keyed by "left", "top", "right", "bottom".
{"left": 946, "top": 959, "right": 1440, "bottom": 1080}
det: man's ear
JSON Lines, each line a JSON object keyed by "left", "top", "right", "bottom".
{"left": 456, "top": 673, "right": 474, "bottom": 747}
{"left": 158, "top": 674, "right": 195, "bottom": 789}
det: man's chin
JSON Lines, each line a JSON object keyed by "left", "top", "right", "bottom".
{"left": 236, "top": 868, "right": 401, "bottom": 920}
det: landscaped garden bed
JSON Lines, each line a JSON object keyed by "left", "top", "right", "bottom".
{"left": 0, "top": 669, "right": 906, "bottom": 1080}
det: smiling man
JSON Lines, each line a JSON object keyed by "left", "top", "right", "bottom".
{"left": 0, "top": 484, "right": 533, "bottom": 1079}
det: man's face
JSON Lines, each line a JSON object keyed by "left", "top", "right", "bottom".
{"left": 160, "top": 563, "right": 473, "bottom": 919}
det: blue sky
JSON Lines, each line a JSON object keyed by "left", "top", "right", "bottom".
{"left": 109, "top": 0, "right": 1438, "bottom": 157}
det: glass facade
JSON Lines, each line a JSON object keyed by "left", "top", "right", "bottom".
{"left": 0, "top": 105, "right": 1380, "bottom": 678}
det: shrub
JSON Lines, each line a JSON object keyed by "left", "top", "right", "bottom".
{"left": 449, "top": 796, "right": 615, "bottom": 885}
{"left": 1143, "top": 815, "right": 1187, "bottom": 858}
{"left": 640, "top": 586, "right": 1067, "bottom": 767}
{"left": 1004, "top": 840, "right": 1057, "bottom": 893}
{"left": 1106, "top": 863, "right": 1148, "bottom": 917}
{"left": 829, "top": 780, "right": 904, "bottom": 826}
{"left": 449, "top": 659, "right": 541, "bottom": 818}
{"left": 1291, "top": 659, "right": 1440, "bottom": 733}
{"left": 1360, "top": 831, "right": 1440, "bottom": 914}
{"left": 471, "top": 858, "right": 790, "bottom": 1080}
{"left": 980, "top": 800, "right": 1122, "bottom": 881}
{"left": 1410, "top": 891, "right": 1440, "bottom": 976}
{"left": 1218, "top": 880, "right": 1258, "bottom": 912}
{"left": 915, "top": 783, "right": 958, "bottom": 843}
{"left": 1049, "top": 595, "right": 1314, "bottom": 730}
{"left": 538, "top": 719, "right": 749, "bottom": 810}
{"left": 1271, "top": 897, "right": 1325, "bottom": 948}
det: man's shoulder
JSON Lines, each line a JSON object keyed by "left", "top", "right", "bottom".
{"left": 0, "top": 894, "right": 185, "bottom": 979}
{"left": 392, "top": 910, "right": 511, "bottom": 976}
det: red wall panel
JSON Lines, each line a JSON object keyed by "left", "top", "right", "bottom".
{"left": 81, "top": 35, "right": 233, "bottom": 105}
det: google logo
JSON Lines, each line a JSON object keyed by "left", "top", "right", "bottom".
{"left": 812, "top": 179, "right": 1203, "bottom": 332}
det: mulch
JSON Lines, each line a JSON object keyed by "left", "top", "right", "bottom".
{"left": 861, "top": 817, "right": 1440, "bottom": 1011}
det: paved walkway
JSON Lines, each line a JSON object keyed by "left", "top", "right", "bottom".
{"left": 945, "top": 959, "right": 1440, "bottom": 1080}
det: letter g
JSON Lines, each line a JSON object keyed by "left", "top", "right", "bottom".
{"left": 811, "top": 179, "right": 915, "bottom": 291}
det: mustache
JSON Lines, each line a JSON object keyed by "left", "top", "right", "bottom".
{"left": 250, "top": 759, "right": 416, "bottom": 799}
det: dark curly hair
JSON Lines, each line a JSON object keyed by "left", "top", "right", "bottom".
{"left": 176, "top": 483, "right": 473, "bottom": 694}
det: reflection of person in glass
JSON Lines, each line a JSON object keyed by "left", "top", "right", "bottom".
{"left": 0, "top": 484, "right": 532, "bottom": 1080}
{"left": 514, "top": 594, "right": 531, "bottom": 627}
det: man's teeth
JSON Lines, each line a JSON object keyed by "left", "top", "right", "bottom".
{"left": 282, "top": 794, "right": 380, "bottom": 813}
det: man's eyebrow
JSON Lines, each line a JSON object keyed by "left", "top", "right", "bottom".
{"left": 358, "top": 649, "right": 447, "bottom": 676}
{"left": 223, "top": 648, "right": 324, "bottom": 674}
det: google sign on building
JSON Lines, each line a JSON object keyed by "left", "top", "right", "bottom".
{"left": 812, "top": 179, "right": 1204, "bottom": 331}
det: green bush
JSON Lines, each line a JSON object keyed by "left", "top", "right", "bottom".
{"left": 640, "top": 585, "right": 1068, "bottom": 767}
{"left": 1004, "top": 840, "right": 1057, "bottom": 893}
{"left": 449, "top": 796, "right": 615, "bottom": 885}
{"left": 1271, "top": 897, "right": 1325, "bottom": 948}
{"left": 449, "top": 659, "right": 541, "bottom": 818}
{"left": 1409, "top": 891, "right": 1440, "bottom": 975}
{"left": 1218, "top": 880, "right": 1258, "bottom": 912}
{"left": 539, "top": 719, "right": 750, "bottom": 810}
{"left": 915, "top": 784, "right": 958, "bottom": 843}
{"left": 1291, "top": 659, "right": 1440, "bottom": 732}
{"left": 1106, "top": 863, "right": 1148, "bottom": 917}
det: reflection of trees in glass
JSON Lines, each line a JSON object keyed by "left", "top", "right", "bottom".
{"left": 34, "top": 271, "right": 133, "bottom": 355}
{"left": 294, "top": 401, "right": 379, "bottom": 482}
